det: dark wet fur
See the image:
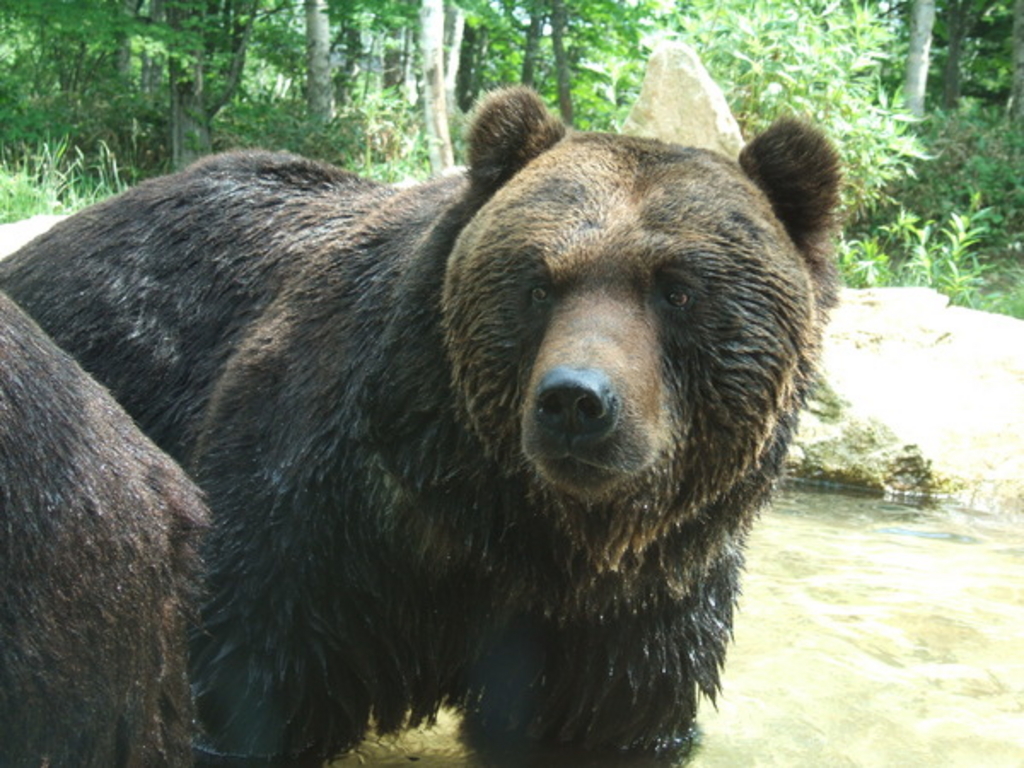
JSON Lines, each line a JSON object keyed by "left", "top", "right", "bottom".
{"left": 0, "top": 293, "right": 208, "bottom": 767}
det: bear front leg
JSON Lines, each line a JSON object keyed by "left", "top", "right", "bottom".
{"left": 465, "top": 579, "right": 735, "bottom": 755}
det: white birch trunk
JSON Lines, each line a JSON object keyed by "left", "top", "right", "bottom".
{"left": 419, "top": 0, "right": 454, "bottom": 173}
{"left": 444, "top": 5, "right": 464, "bottom": 117}
{"left": 904, "top": 0, "right": 935, "bottom": 118}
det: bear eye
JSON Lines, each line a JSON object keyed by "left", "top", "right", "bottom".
{"left": 530, "top": 286, "right": 550, "bottom": 304}
{"left": 665, "top": 287, "right": 689, "bottom": 309}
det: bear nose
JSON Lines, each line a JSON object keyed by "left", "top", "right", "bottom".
{"left": 535, "top": 366, "right": 618, "bottom": 442}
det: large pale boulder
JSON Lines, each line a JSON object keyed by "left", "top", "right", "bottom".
{"left": 622, "top": 41, "right": 745, "bottom": 159}
{"left": 790, "top": 288, "right": 1024, "bottom": 515}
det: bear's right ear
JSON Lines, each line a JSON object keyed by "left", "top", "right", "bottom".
{"left": 466, "top": 87, "right": 566, "bottom": 196}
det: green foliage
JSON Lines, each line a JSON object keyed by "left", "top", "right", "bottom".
{"left": 1, "top": 0, "right": 1019, "bottom": 321}
{"left": 0, "top": 0, "right": 170, "bottom": 177}
{"left": 459, "top": 0, "right": 666, "bottom": 130}
{"left": 672, "top": 0, "right": 925, "bottom": 221}
{"left": 669, "top": 0, "right": 1021, "bottom": 319}
{"left": 874, "top": 104, "right": 1023, "bottom": 257}
{"left": 981, "top": 267, "right": 1024, "bottom": 320}
{"left": 927, "top": 0, "right": 1016, "bottom": 108}
{"left": 839, "top": 201, "right": 992, "bottom": 308}
{"left": 214, "top": 91, "right": 430, "bottom": 182}
{"left": 559, "top": 0, "right": 666, "bottom": 130}
{"left": 845, "top": 101, "right": 1023, "bottom": 318}
{"left": 0, "top": 140, "right": 125, "bottom": 223}
{"left": 837, "top": 236, "right": 894, "bottom": 290}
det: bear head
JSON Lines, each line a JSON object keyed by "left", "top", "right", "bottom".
{"left": 440, "top": 88, "right": 840, "bottom": 563}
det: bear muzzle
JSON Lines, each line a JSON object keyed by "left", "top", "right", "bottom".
{"left": 523, "top": 364, "right": 655, "bottom": 498}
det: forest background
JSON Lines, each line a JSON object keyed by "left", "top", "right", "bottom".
{"left": 1, "top": 0, "right": 1022, "bottom": 316}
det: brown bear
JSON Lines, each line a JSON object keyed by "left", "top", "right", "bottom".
{"left": 0, "top": 88, "right": 841, "bottom": 765}
{"left": 0, "top": 292, "right": 208, "bottom": 767}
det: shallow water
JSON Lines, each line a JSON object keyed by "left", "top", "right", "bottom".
{"left": 331, "top": 488, "right": 1024, "bottom": 767}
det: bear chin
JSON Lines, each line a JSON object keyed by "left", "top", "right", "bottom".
{"left": 531, "top": 454, "right": 627, "bottom": 499}
{"left": 523, "top": 438, "right": 659, "bottom": 502}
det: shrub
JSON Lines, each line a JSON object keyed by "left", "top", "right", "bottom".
{"left": 838, "top": 202, "right": 992, "bottom": 308}
{"left": 673, "top": 0, "right": 925, "bottom": 221}
{"left": 870, "top": 103, "right": 1023, "bottom": 259}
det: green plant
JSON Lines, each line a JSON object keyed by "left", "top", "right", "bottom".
{"left": 837, "top": 235, "right": 894, "bottom": 289}
{"left": 872, "top": 103, "right": 1023, "bottom": 260}
{"left": 673, "top": 0, "right": 925, "bottom": 221}
{"left": 838, "top": 203, "right": 992, "bottom": 307}
{"left": 978, "top": 263, "right": 1024, "bottom": 320}
{"left": 903, "top": 211, "right": 989, "bottom": 305}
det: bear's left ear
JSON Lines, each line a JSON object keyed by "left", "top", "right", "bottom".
{"left": 466, "top": 87, "right": 566, "bottom": 196}
{"left": 738, "top": 119, "right": 842, "bottom": 268}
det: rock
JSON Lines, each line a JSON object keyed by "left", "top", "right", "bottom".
{"left": 0, "top": 215, "right": 67, "bottom": 258}
{"left": 790, "top": 288, "right": 1024, "bottom": 515}
{"left": 622, "top": 41, "right": 745, "bottom": 159}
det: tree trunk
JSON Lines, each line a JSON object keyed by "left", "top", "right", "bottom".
{"left": 305, "top": 0, "right": 334, "bottom": 122}
{"left": 117, "top": 0, "right": 137, "bottom": 78}
{"left": 140, "top": 0, "right": 165, "bottom": 94}
{"left": 169, "top": 56, "right": 210, "bottom": 169}
{"left": 383, "top": 29, "right": 405, "bottom": 92}
{"left": 402, "top": 28, "right": 418, "bottom": 105}
{"left": 204, "top": 2, "right": 256, "bottom": 118}
{"left": 550, "top": 0, "right": 573, "bottom": 125}
{"left": 905, "top": 0, "right": 935, "bottom": 117}
{"left": 942, "top": 0, "right": 966, "bottom": 110}
{"left": 337, "top": 24, "right": 362, "bottom": 106}
{"left": 444, "top": 4, "right": 464, "bottom": 117}
{"left": 166, "top": 0, "right": 209, "bottom": 169}
{"left": 165, "top": 0, "right": 256, "bottom": 169}
{"left": 1012, "top": 0, "right": 1024, "bottom": 122}
{"left": 419, "top": 0, "right": 454, "bottom": 172}
{"left": 456, "top": 23, "right": 487, "bottom": 112}
{"left": 521, "top": 8, "right": 543, "bottom": 87}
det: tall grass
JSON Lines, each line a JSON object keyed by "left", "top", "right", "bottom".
{"left": 0, "top": 140, "right": 125, "bottom": 224}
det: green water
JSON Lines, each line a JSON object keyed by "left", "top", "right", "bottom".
{"left": 332, "top": 489, "right": 1024, "bottom": 767}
